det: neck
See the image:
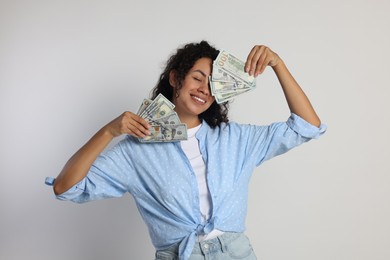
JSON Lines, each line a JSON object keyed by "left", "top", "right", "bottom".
{"left": 179, "top": 115, "right": 202, "bottom": 128}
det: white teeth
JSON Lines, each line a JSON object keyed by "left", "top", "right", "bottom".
{"left": 191, "top": 95, "right": 206, "bottom": 103}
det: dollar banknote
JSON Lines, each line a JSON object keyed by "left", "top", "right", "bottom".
{"left": 157, "top": 111, "right": 182, "bottom": 125}
{"left": 139, "top": 94, "right": 175, "bottom": 120}
{"left": 139, "top": 123, "right": 187, "bottom": 143}
{"left": 210, "top": 50, "right": 257, "bottom": 103}
{"left": 211, "top": 67, "right": 237, "bottom": 83}
{"left": 136, "top": 94, "right": 187, "bottom": 142}
{"left": 212, "top": 86, "right": 251, "bottom": 103}
{"left": 136, "top": 98, "right": 152, "bottom": 115}
{"left": 214, "top": 50, "right": 256, "bottom": 87}
{"left": 210, "top": 78, "right": 251, "bottom": 94}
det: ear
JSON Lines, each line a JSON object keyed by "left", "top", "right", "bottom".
{"left": 169, "top": 70, "right": 177, "bottom": 88}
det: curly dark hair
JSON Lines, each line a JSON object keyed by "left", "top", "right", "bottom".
{"left": 150, "top": 41, "right": 229, "bottom": 128}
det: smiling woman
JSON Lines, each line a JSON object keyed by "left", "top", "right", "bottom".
{"left": 152, "top": 41, "right": 229, "bottom": 129}
{"left": 169, "top": 57, "right": 215, "bottom": 128}
{"left": 47, "top": 40, "right": 326, "bottom": 260}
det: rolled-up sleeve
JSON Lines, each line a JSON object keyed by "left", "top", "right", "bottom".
{"left": 286, "top": 113, "right": 327, "bottom": 139}
{"left": 243, "top": 113, "right": 326, "bottom": 167}
{"left": 45, "top": 140, "right": 132, "bottom": 203}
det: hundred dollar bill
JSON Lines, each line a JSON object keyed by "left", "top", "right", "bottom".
{"left": 210, "top": 50, "right": 257, "bottom": 103}
{"left": 139, "top": 94, "right": 173, "bottom": 118}
{"left": 211, "top": 67, "right": 237, "bottom": 83}
{"left": 136, "top": 94, "right": 188, "bottom": 143}
{"left": 139, "top": 123, "right": 187, "bottom": 142}
{"left": 210, "top": 79, "right": 252, "bottom": 94}
{"left": 214, "top": 50, "right": 256, "bottom": 87}
{"left": 140, "top": 94, "right": 175, "bottom": 121}
{"left": 214, "top": 88, "right": 251, "bottom": 103}
{"left": 146, "top": 111, "right": 181, "bottom": 126}
{"left": 136, "top": 98, "right": 152, "bottom": 115}
{"left": 157, "top": 112, "right": 181, "bottom": 125}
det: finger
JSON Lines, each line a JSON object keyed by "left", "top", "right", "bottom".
{"left": 119, "top": 112, "right": 150, "bottom": 137}
{"left": 141, "top": 118, "right": 151, "bottom": 129}
{"left": 250, "top": 46, "right": 268, "bottom": 76}
{"left": 246, "top": 45, "right": 265, "bottom": 74}
{"left": 254, "top": 50, "right": 267, "bottom": 76}
{"left": 258, "top": 56, "right": 273, "bottom": 76}
{"left": 126, "top": 112, "right": 151, "bottom": 131}
{"left": 132, "top": 115, "right": 151, "bottom": 130}
{"left": 129, "top": 118, "right": 151, "bottom": 136}
{"left": 245, "top": 46, "right": 259, "bottom": 73}
{"left": 256, "top": 51, "right": 274, "bottom": 76}
{"left": 127, "top": 122, "right": 149, "bottom": 138}
{"left": 255, "top": 47, "right": 276, "bottom": 76}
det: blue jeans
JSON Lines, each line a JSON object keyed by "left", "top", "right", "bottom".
{"left": 155, "top": 232, "right": 257, "bottom": 260}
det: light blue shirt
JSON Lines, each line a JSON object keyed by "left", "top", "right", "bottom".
{"left": 46, "top": 113, "right": 326, "bottom": 260}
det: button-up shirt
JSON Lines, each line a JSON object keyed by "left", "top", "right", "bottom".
{"left": 46, "top": 113, "right": 326, "bottom": 260}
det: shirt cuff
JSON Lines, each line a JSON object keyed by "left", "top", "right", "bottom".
{"left": 44, "top": 176, "right": 86, "bottom": 201}
{"left": 45, "top": 177, "right": 55, "bottom": 186}
{"left": 287, "top": 113, "right": 327, "bottom": 139}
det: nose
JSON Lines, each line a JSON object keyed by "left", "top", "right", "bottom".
{"left": 198, "top": 78, "right": 211, "bottom": 96}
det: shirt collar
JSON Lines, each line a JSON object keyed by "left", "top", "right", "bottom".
{"left": 195, "top": 120, "right": 210, "bottom": 141}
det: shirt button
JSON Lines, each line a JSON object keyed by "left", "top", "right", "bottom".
{"left": 204, "top": 243, "right": 209, "bottom": 249}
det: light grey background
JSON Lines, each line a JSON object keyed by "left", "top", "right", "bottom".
{"left": 1, "top": 0, "right": 389, "bottom": 259}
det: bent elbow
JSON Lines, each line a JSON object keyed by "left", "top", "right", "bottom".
{"left": 53, "top": 179, "right": 66, "bottom": 196}
{"left": 305, "top": 114, "right": 321, "bottom": 128}
{"left": 53, "top": 181, "right": 60, "bottom": 196}
{"left": 313, "top": 119, "right": 322, "bottom": 128}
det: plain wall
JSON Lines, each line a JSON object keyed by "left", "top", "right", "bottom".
{"left": 1, "top": 0, "right": 389, "bottom": 259}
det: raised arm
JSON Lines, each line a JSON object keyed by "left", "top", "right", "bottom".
{"left": 245, "top": 45, "right": 321, "bottom": 127}
{"left": 53, "top": 112, "right": 150, "bottom": 195}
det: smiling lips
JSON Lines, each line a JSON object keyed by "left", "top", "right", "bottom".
{"left": 191, "top": 94, "right": 206, "bottom": 104}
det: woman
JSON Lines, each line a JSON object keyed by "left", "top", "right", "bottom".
{"left": 46, "top": 41, "right": 326, "bottom": 259}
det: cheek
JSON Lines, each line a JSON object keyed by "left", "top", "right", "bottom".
{"left": 206, "top": 100, "right": 215, "bottom": 111}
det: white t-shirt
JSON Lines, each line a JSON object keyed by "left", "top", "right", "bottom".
{"left": 180, "top": 124, "right": 224, "bottom": 241}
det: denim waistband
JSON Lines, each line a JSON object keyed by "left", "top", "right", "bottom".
{"left": 159, "top": 232, "right": 243, "bottom": 256}
{"left": 192, "top": 232, "right": 242, "bottom": 255}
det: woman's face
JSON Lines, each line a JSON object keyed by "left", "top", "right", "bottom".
{"left": 172, "top": 57, "right": 215, "bottom": 126}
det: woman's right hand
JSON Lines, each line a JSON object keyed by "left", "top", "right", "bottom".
{"left": 104, "top": 111, "right": 151, "bottom": 138}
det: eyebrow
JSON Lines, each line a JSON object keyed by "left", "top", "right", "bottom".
{"left": 192, "top": 69, "right": 207, "bottom": 77}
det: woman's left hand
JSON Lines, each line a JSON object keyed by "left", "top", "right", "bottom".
{"left": 245, "top": 45, "right": 281, "bottom": 77}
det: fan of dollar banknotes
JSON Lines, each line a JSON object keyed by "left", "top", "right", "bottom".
{"left": 137, "top": 93, "right": 188, "bottom": 143}
{"left": 137, "top": 50, "right": 256, "bottom": 142}
{"left": 210, "top": 50, "right": 256, "bottom": 104}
